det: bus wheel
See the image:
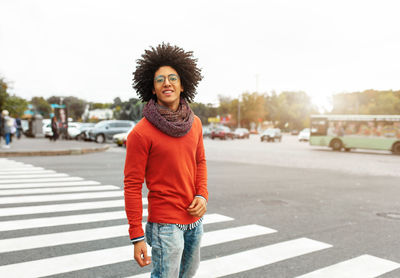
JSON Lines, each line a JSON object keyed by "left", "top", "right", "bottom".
{"left": 331, "top": 139, "right": 342, "bottom": 151}
{"left": 392, "top": 142, "right": 400, "bottom": 155}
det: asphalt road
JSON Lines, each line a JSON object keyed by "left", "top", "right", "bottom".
{"left": 1, "top": 134, "right": 400, "bottom": 277}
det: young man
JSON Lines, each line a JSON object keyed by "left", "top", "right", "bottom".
{"left": 124, "top": 43, "right": 208, "bottom": 278}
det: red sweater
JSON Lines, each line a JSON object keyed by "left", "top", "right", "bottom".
{"left": 124, "top": 116, "right": 208, "bottom": 240}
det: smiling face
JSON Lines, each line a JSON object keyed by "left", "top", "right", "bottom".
{"left": 152, "top": 66, "right": 183, "bottom": 111}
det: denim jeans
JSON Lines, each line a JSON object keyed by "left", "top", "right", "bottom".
{"left": 146, "top": 222, "right": 203, "bottom": 278}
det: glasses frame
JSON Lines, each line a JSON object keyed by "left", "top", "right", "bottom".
{"left": 154, "top": 74, "right": 180, "bottom": 85}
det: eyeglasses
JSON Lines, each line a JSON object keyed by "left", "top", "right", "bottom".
{"left": 154, "top": 74, "right": 180, "bottom": 85}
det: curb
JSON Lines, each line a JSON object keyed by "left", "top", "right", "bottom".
{"left": 0, "top": 145, "right": 111, "bottom": 157}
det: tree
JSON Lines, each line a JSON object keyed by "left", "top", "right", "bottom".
{"left": 190, "top": 102, "right": 218, "bottom": 125}
{"left": 31, "top": 97, "right": 52, "bottom": 117}
{"left": 63, "top": 96, "right": 86, "bottom": 121}
{"left": 0, "top": 78, "right": 10, "bottom": 112}
{"left": 4, "top": 95, "right": 28, "bottom": 117}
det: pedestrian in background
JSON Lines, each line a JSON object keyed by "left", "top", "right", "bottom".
{"left": 50, "top": 115, "right": 59, "bottom": 141}
{"left": 1, "top": 110, "right": 12, "bottom": 148}
{"left": 124, "top": 43, "right": 208, "bottom": 277}
{"left": 15, "top": 116, "right": 22, "bottom": 139}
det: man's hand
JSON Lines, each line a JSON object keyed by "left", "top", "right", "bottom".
{"left": 187, "top": 196, "right": 207, "bottom": 217}
{"left": 133, "top": 240, "right": 151, "bottom": 267}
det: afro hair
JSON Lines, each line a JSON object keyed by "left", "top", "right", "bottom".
{"left": 132, "top": 43, "right": 202, "bottom": 103}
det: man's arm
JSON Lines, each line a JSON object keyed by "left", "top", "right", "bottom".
{"left": 124, "top": 131, "right": 150, "bottom": 252}
{"left": 188, "top": 120, "right": 208, "bottom": 217}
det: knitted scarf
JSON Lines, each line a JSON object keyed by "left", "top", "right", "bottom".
{"left": 143, "top": 98, "right": 194, "bottom": 137}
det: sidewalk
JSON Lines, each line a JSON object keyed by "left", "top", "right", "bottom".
{"left": 0, "top": 136, "right": 111, "bottom": 157}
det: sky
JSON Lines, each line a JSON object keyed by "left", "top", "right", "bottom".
{"left": 1, "top": 0, "right": 400, "bottom": 111}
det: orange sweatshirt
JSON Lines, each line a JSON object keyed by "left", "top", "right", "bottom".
{"left": 124, "top": 116, "right": 208, "bottom": 240}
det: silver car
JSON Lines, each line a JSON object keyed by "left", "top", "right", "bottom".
{"left": 88, "top": 120, "right": 135, "bottom": 143}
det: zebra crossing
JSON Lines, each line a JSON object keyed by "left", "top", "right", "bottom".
{"left": 0, "top": 158, "right": 399, "bottom": 277}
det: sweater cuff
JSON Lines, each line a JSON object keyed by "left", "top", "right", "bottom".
{"left": 130, "top": 236, "right": 145, "bottom": 244}
{"left": 195, "top": 195, "right": 207, "bottom": 203}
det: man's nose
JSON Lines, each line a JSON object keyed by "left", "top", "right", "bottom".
{"left": 163, "top": 78, "right": 171, "bottom": 86}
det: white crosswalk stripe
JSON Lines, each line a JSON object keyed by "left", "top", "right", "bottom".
{"left": 0, "top": 176, "right": 83, "bottom": 184}
{"left": 0, "top": 199, "right": 124, "bottom": 217}
{"left": 0, "top": 173, "right": 69, "bottom": 179}
{"left": 0, "top": 159, "right": 399, "bottom": 278}
{"left": 0, "top": 170, "right": 56, "bottom": 175}
{"left": 0, "top": 190, "right": 124, "bottom": 204}
{"left": 0, "top": 180, "right": 100, "bottom": 189}
{"left": 296, "top": 255, "right": 400, "bottom": 278}
{"left": 0, "top": 184, "right": 119, "bottom": 195}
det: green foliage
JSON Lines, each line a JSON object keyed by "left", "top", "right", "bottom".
{"left": 3, "top": 95, "right": 28, "bottom": 117}
{"left": 0, "top": 78, "right": 10, "bottom": 112}
{"left": 190, "top": 102, "right": 218, "bottom": 124}
{"left": 91, "top": 102, "right": 112, "bottom": 109}
{"left": 332, "top": 90, "right": 400, "bottom": 115}
{"left": 31, "top": 96, "right": 52, "bottom": 117}
{"left": 113, "top": 98, "right": 144, "bottom": 121}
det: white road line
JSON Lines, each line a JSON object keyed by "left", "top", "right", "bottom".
{"left": 0, "top": 217, "right": 246, "bottom": 254}
{"left": 0, "top": 170, "right": 56, "bottom": 175}
{"left": 0, "top": 212, "right": 225, "bottom": 232}
{"left": 0, "top": 210, "right": 132, "bottom": 232}
{"left": 296, "top": 254, "right": 400, "bottom": 278}
{"left": 0, "top": 173, "right": 69, "bottom": 179}
{"left": 129, "top": 238, "right": 332, "bottom": 278}
{"left": 0, "top": 177, "right": 83, "bottom": 184}
{"left": 192, "top": 238, "right": 332, "bottom": 278}
{"left": 0, "top": 167, "right": 45, "bottom": 171}
{"left": 0, "top": 180, "right": 101, "bottom": 189}
{"left": 0, "top": 190, "right": 124, "bottom": 205}
{"left": 0, "top": 199, "right": 124, "bottom": 217}
{"left": 0, "top": 185, "right": 120, "bottom": 196}
{"left": 0, "top": 214, "right": 236, "bottom": 277}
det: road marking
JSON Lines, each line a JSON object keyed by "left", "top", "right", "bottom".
{"left": 0, "top": 177, "right": 83, "bottom": 184}
{"left": 129, "top": 238, "right": 332, "bottom": 278}
{"left": 192, "top": 238, "right": 332, "bottom": 278}
{"left": 0, "top": 180, "right": 101, "bottom": 189}
{"left": 0, "top": 215, "right": 237, "bottom": 277}
{"left": 0, "top": 210, "right": 133, "bottom": 232}
{"left": 0, "top": 173, "right": 69, "bottom": 179}
{"left": 0, "top": 167, "right": 45, "bottom": 171}
{"left": 0, "top": 190, "right": 124, "bottom": 204}
{"left": 0, "top": 170, "right": 56, "bottom": 175}
{"left": 0, "top": 219, "right": 254, "bottom": 254}
{"left": 0, "top": 199, "right": 124, "bottom": 217}
{"left": 0, "top": 185, "right": 120, "bottom": 196}
{"left": 296, "top": 254, "right": 400, "bottom": 278}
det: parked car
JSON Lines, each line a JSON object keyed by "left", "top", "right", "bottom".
{"left": 88, "top": 120, "right": 135, "bottom": 143}
{"left": 290, "top": 129, "right": 299, "bottom": 135}
{"left": 76, "top": 123, "right": 96, "bottom": 141}
{"left": 113, "top": 125, "right": 135, "bottom": 147}
{"left": 233, "top": 128, "right": 250, "bottom": 139}
{"left": 298, "top": 128, "right": 311, "bottom": 142}
{"left": 43, "top": 122, "right": 83, "bottom": 139}
{"left": 202, "top": 125, "right": 212, "bottom": 138}
{"left": 211, "top": 126, "right": 234, "bottom": 140}
{"left": 260, "top": 128, "right": 282, "bottom": 142}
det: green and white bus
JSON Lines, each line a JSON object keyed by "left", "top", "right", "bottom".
{"left": 310, "top": 114, "right": 400, "bottom": 154}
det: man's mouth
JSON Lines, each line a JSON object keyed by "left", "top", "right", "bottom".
{"left": 162, "top": 90, "right": 173, "bottom": 95}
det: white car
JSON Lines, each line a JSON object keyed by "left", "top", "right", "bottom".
{"left": 43, "top": 122, "right": 82, "bottom": 139}
{"left": 298, "top": 128, "right": 311, "bottom": 142}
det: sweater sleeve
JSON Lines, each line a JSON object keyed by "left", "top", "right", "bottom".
{"left": 124, "top": 130, "right": 150, "bottom": 240}
{"left": 195, "top": 120, "right": 208, "bottom": 201}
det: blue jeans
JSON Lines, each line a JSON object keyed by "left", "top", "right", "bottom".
{"left": 146, "top": 222, "right": 203, "bottom": 278}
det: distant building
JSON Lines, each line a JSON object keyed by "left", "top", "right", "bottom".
{"left": 82, "top": 105, "right": 113, "bottom": 121}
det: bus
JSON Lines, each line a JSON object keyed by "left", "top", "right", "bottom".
{"left": 309, "top": 114, "right": 400, "bottom": 154}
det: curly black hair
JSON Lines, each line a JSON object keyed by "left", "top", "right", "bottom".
{"left": 133, "top": 43, "right": 202, "bottom": 103}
